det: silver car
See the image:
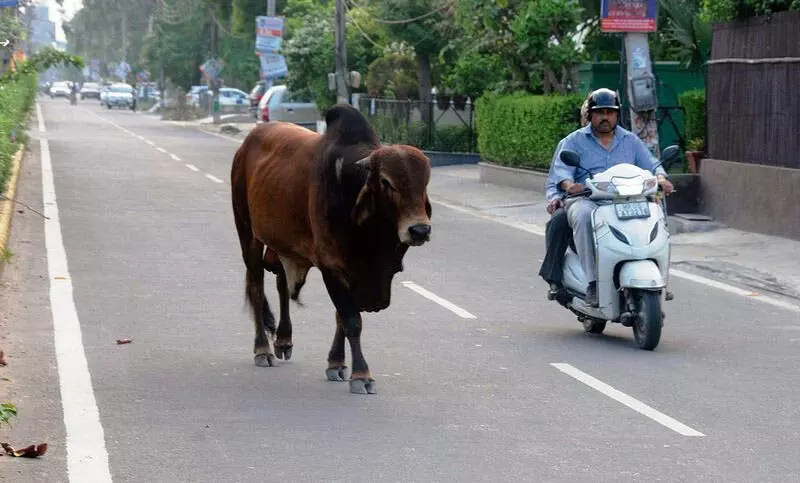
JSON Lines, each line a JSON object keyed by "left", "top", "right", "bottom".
{"left": 256, "top": 85, "right": 320, "bottom": 130}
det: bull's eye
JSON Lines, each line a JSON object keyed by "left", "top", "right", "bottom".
{"left": 381, "top": 178, "right": 395, "bottom": 192}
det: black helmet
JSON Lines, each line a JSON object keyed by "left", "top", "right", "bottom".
{"left": 587, "top": 88, "right": 621, "bottom": 112}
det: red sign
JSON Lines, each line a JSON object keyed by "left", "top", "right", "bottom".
{"left": 600, "top": 0, "right": 658, "bottom": 32}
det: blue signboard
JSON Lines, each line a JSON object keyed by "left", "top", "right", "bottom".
{"left": 0, "top": 0, "right": 20, "bottom": 8}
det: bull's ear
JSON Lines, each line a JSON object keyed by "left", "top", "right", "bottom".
{"left": 351, "top": 184, "right": 374, "bottom": 225}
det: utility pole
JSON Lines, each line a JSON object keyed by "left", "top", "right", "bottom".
{"left": 210, "top": 8, "right": 220, "bottom": 124}
{"left": 265, "top": 0, "right": 275, "bottom": 89}
{"left": 623, "top": 33, "right": 660, "bottom": 157}
{"left": 334, "top": 0, "right": 349, "bottom": 104}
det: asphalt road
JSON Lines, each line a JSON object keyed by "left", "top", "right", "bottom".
{"left": 1, "top": 97, "right": 799, "bottom": 482}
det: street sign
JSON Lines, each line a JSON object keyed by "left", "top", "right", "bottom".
{"left": 600, "top": 0, "right": 658, "bottom": 32}
{"left": 0, "top": 0, "right": 20, "bottom": 8}
{"left": 255, "top": 16, "right": 284, "bottom": 54}
{"left": 258, "top": 54, "right": 288, "bottom": 79}
{"left": 200, "top": 58, "right": 223, "bottom": 80}
{"left": 115, "top": 61, "right": 131, "bottom": 80}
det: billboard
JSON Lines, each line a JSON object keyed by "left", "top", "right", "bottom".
{"left": 600, "top": 0, "right": 658, "bottom": 32}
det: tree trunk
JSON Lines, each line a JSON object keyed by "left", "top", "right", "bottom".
{"left": 416, "top": 51, "right": 433, "bottom": 124}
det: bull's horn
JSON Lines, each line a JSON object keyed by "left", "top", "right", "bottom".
{"left": 356, "top": 156, "right": 371, "bottom": 167}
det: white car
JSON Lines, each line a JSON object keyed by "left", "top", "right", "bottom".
{"left": 105, "top": 83, "right": 135, "bottom": 109}
{"left": 218, "top": 87, "right": 249, "bottom": 107}
{"left": 49, "top": 81, "right": 71, "bottom": 98}
{"left": 80, "top": 82, "right": 101, "bottom": 100}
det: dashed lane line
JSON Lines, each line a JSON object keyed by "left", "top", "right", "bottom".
{"left": 551, "top": 363, "right": 706, "bottom": 437}
{"left": 401, "top": 281, "right": 477, "bottom": 319}
{"left": 81, "top": 107, "right": 228, "bottom": 186}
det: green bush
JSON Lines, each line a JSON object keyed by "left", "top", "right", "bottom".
{"left": 679, "top": 88, "right": 706, "bottom": 150}
{"left": 475, "top": 92, "right": 584, "bottom": 170}
{"left": 0, "top": 74, "right": 37, "bottom": 194}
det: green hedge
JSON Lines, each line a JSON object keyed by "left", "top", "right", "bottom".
{"left": 475, "top": 92, "right": 584, "bottom": 170}
{"left": 0, "top": 74, "right": 37, "bottom": 194}
{"left": 679, "top": 89, "right": 706, "bottom": 148}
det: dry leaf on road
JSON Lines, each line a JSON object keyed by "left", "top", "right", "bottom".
{"left": 1, "top": 442, "right": 48, "bottom": 458}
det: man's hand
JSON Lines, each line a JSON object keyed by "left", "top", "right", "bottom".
{"left": 566, "top": 183, "right": 586, "bottom": 195}
{"left": 658, "top": 176, "right": 674, "bottom": 195}
{"left": 546, "top": 199, "right": 563, "bottom": 215}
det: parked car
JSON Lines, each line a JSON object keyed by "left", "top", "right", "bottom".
{"left": 256, "top": 85, "right": 320, "bottom": 130}
{"left": 49, "top": 81, "right": 71, "bottom": 98}
{"left": 105, "top": 83, "right": 135, "bottom": 109}
{"left": 218, "top": 87, "right": 249, "bottom": 107}
{"left": 186, "top": 85, "right": 209, "bottom": 107}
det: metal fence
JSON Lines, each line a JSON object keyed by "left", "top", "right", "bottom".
{"left": 356, "top": 96, "right": 477, "bottom": 153}
{"left": 707, "top": 11, "right": 800, "bottom": 168}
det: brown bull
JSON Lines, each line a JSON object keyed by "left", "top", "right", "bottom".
{"left": 230, "top": 104, "right": 432, "bottom": 394}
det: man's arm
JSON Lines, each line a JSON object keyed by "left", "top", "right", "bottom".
{"left": 552, "top": 136, "right": 579, "bottom": 193}
{"left": 545, "top": 139, "right": 566, "bottom": 202}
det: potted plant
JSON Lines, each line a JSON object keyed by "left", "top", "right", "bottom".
{"left": 685, "top": 138, "right": 705, "bottom": 174}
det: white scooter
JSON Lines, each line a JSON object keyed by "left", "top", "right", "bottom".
{"left": 549, "top": 145, "right": 681, "bottom": 350}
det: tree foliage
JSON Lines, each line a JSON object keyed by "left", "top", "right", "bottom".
{"left": 0, "top": 47, "right": 84, "bottom": 84}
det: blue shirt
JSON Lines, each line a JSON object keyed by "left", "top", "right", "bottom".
{"left": 545, "top": 124, "right": 668, "bottom": 202}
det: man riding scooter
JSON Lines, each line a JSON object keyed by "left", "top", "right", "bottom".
{"left": 542, "top": 88, "right": 674, "bottom": 307}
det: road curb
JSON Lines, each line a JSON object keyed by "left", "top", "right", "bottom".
{"left": 0, "top": 145, "right": 26, "bottom": 267}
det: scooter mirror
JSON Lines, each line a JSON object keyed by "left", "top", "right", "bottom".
{"left": 661, "top": 145, "right": 680, "bottom": 167}
{"left": 559, "top": 150, "right": 581, "bottom": 168}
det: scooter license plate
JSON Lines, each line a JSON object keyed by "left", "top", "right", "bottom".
{"left": 615, "top": 201, "right": 650, "bottom": 220}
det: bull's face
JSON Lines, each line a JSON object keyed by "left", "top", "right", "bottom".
{"left": 346, "top": 146, "right": 432, "bottom": 246}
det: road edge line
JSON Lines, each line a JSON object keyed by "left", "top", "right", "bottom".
{"left": 37, "top": 102, "right": 113, "bottom": 482}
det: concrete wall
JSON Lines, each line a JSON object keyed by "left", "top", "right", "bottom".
{"left": 699, "top": 158, "right": 800, "bottom": 240}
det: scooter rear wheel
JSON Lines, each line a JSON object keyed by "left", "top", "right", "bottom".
{"left": 632, "top": 290, "right": 662, "bottom": 350}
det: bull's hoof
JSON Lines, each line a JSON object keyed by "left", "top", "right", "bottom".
{"left": 325, "top": 366, "right": 348, "bottom": 382}
{"left": 274, "top": 343, "right": 293, "bottom": 361}
{"left": 349, "top": 378, "right": 376, "bottom": 395}
{"left": 254, "top": 353, "right": 275, "bottom": 367}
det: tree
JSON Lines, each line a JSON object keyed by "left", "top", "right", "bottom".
{"left": 509, "top": 0, "right": 586, "bottom": 94}
{"left": 369, "top": 0, "right": 457, "bottom": 117}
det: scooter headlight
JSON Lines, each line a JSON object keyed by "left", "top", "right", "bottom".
{"left": 610, "top": 175, "right": 645, "bottom": 196}
{"left": 594, "top": 181, "right": 617, "bottom": 193}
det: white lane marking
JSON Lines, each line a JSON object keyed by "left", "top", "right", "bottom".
{"left": 136, "top": 135, "right": 144, "bottom": 140}
{"left": 670, "top": 269, "right": 800, "bottom": 313}
{"left": 185, "top": 164, "right": 199, "bottom": 172}
{"left": 401, "top": 281, "right": 477, "bottom": 319}
{"left": 205, "top": 173, "right": 224, "bottom": 183}
{"left": 156, "top": 147, "right": 167, "bottom": 154}
{"left": 200, "top": 128, "right": 243, "bottom": 144}
{"left": 170, "top": 153, "right": 181, "bottom": 161}
{"left": 551, "top": 363, "right": 705, "bottom": 437}
{"left": 37, "top": 103, "right": 113, "bottom": 481}
{"left": 431, "top": 196, "right": 800, "bottom": 313}
{"left": 145, "top": 140, "right": 156, "bottom": 147}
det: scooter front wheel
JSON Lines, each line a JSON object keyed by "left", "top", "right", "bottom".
{"left": 632, "top": 290, "right": 662, "bottom": 350}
